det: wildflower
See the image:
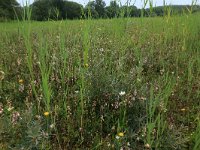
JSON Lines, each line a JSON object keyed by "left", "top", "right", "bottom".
{"left": 19, "top": 79, "right": 24, "bottom": 84}
{"left": 115, "top": 135, "right": 120, "bottom": 140}
{"left": 7, "top": 106, "right": 14, "bottom": 112}
{"left": 75, "top": 90, "right": 79, "bottom": 94}
{"left": 119, "top": 91, "right": 126, "bottom": 96}
{"left": 84, "top": 63, "right": 89, "bottom": 68}
{"left": 144, "top": 143, "right": 150, "bottom": 149}
{"left": 0, "top": 71, "right": 5, "bottom": 80}
{"left": 50, "top": 124, "right": 55, "bottom": 129}
{"left": 180, "top": 108, "right": 186, "bottom": 112}
{"left": 44, "top": 111, "right": 50, "bottom": 116}
{"left": 118, "top": 132, "right": 124, "bottom": 137}
{"left": 99, "top": 48, "right": 104, "bottom": 52}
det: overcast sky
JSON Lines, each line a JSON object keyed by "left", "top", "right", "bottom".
{"left": 17, "top": 0, "right": 200, "bottom": 8}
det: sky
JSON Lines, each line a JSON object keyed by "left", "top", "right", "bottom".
{"left": 17, "top": 0, "right": 200, "bottom": 8}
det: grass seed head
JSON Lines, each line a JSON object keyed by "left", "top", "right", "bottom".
{"left": 0, "top": 71, "right": 5, "bottom": 80}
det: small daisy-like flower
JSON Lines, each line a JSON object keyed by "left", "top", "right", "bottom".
{"left": 19, "top": 79, "right": 24, "bottom": 84}
{"left": 75, "top": 90, "right": 79, "bottom": 94}
{"left": 115, "top": 135, "right": 120, "bottom": 140}
{"left": 44, "top": 111, "right": 50, "bottom": 116}
{"left": 50, "top": 123, "right": 55, "bottom": 129}
{"left": 119, "top": 91, "right": 125, "bottom": 96}
{"left": 118, "top": 132, "right": 124, "bottom": 137}
{"left": 144, "top": 143, "right": 150, "bottom": 149}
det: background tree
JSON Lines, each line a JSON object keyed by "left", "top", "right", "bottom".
{"left": 129, "top": 5, "right": 140, "bottom": 17}
{"left": 31, "top": 0, "right": 82, "bottom": 20}
{"left": 84, "top": 1, "right": 99, "bottom": 18}
{"left": 105, "top": 1, "right": 120, "bottom": 18}
{"left": 31, "top": 0, "right": 51, "bottom": 21}
{"left": 94, "top": 0, "right": 106, "bottom": 18}
{"left": 63, "top": 1, "right": 83, "bottom": 19}
{"left": 85, "top": 0, "right": 106, "bottom": 18}
{"left": 119, "top": 5, "right": 138, "bottom": 17}
{"left": 0, "top": 0, "right": 21, "bottom": 20}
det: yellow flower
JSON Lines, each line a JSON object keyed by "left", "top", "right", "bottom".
{"left": 44, "top": 112, "right": 50, "bottom": 116}
{"left": 84, "top": 63, "right": 89, "bottom": 68}
{"left": 118, "top": 132, "right": 124, "bottom": 137}
{"left": 19, "top": 79, "right": 24, "bottom": 84}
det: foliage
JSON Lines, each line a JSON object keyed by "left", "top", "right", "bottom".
{"left": 31, "top": 0, "right": 82, "bottom": 20}
{"left": 0, "top": 0, "right": 21, "bottom": 21}
{"left": 105, "top": 1, "right": 120, "bottom": 18}
{"left": 63, "top": 1, "right": 83, "bottom": 19}
{"left": 1, "top": 11, "right": 200, "bottom": 149}
{"left": 1, "top": 0, "right": 200, "bottom": 21}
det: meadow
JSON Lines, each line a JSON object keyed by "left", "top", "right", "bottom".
{"left": 0, "top": 11, "right": 200, "bottom": 149}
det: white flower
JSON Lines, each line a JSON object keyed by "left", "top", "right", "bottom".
{"left": 99, "top": 48, "right": 104, "bottom": 52}
{"left": 75, "top": 90, "right": 79, "bottom": 94}
{"left": 7, "top": 106, "right": 14, "bottom": 112}
{"left": 107, "top": 142, "right": 111, "bottom": 147}
{"left": 115, "top": 135, "right": 120, "bottom": 140}
{"left": 119, "top": 91, "right": 125, "bottom": 96}
{"left": 50, "top": 124, "right": 55, "bottom": 129}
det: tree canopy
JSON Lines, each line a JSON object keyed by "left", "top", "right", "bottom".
{"left": 0, "top": 0, "right": 21, "bottom": 20}
{"left": 0, "top": 0, "right": 200, "bottom": 21}
{"left": 31, "top": 0, "right": 82, "bottom": 20}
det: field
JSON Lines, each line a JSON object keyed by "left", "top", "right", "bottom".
{"left": 0, "top": 12, "right": 200, "bottom": 149}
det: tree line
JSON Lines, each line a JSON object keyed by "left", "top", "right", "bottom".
{"left": 0, "top": 0, "right": 200, "bottom": 21}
